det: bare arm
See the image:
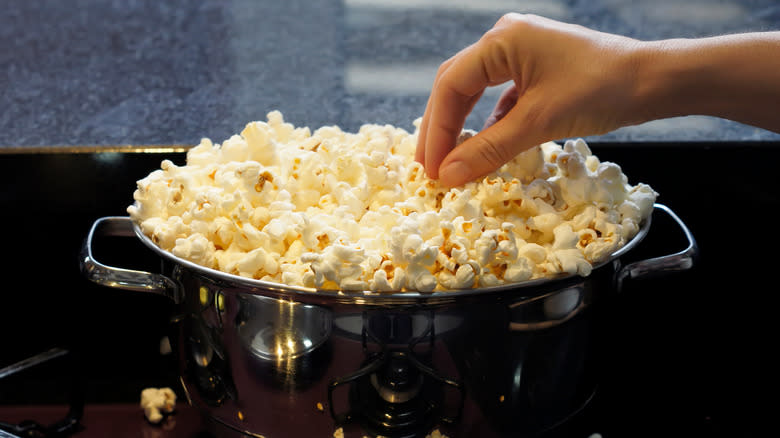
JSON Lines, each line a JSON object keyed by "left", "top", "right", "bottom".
{"left": 633, "top": 33, "right": 780, "bottom": 133}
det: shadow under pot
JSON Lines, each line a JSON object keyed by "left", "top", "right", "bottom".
{"left": 235, "top": 294, "right": 333, "bottom": 391}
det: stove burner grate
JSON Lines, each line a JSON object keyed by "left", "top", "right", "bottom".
{"left": 328, "top": 311, "right": 463, "bottom": 437}
{"left": 0, "top": 348, "right": 84, "bottom": 438}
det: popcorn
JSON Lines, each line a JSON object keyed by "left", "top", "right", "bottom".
{"left": 140, "top": 387, "right": 176, "bottom": 424}
{"left": 171, "top": 234, "right": 216, "bottom": 269}
{"left": 426, "top": 429, "right": 450, "bottom": 438}
{"left": 128, "top": 111, "right": 657, "bottom": 292}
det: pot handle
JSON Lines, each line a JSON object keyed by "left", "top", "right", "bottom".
{"left": 80, "top": 216, "right": 180, "bottom": 303}
{"left": 615, "top": 203, "right": 698, "bottom": 290}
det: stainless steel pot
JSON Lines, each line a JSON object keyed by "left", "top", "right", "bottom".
{"left": 80, "top": 203, "right": 696, "bottom": 438}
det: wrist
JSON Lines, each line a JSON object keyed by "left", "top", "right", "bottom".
{"left": 628, "top": 38, "right": 704, "bottom": 124}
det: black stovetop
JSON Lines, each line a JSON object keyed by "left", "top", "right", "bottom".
{"left": 2, "top": 143, "right": 778, "bottom": 437}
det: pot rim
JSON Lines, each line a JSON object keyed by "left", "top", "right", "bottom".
{"left": 130, "top": 209, "right": 652, "bottom": 300}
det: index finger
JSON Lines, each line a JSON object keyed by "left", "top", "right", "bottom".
{"left": 416, "top": 54, "right": 458, "bottom": 168}
{"left": 420, "top": 41, "right": 513, "bottom": 179}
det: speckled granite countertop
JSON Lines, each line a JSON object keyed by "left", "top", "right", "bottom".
{"left": 2, "top": 0, "right": 779, "bottom": 148}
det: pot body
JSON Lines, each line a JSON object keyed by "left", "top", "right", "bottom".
{"left": 81, "top": 204, "right": 697, "bottom": 438}
{"left": 173, "top": 265, "right": 607, "bottom": 438}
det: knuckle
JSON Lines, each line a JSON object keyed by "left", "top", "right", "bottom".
{"left": 495, "top": 12, "right": 539, "bottom": 29}
{"left": 437, "top": 58, "right": 453, "bottom": 75}
{"left": 477, "top": 30, "right": 515, "bottom": 85}
{"left": 495, "top": 12, "right": 523, "bottom": 27}
{"left": 480, "top": 23, "right": 508, "bottom": 45}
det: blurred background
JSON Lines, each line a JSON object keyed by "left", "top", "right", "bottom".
{"left": 2, "top": 0, "right": 779, "bottom": 147}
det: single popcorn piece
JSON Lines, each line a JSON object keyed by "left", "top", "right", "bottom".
{"left": 128, "top": 112, "right": 657, "bottom": 292}
{"left": 140, "top": 387, "right": 176, "bottom": 424}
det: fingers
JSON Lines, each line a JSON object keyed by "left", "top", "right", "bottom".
{"left": 438, "top": 104, "right": 545, "bottom": 187}
{"left": 416, "top": 53, "right": 461, "bottom": 167}
{"left": 424, "top": 89, "right": 483, "bottom": 179}
{"left": 416, "top": 39, "right": 514, "bottom": 179}
{"left": 415, "top": 95, "right": 432, "bottom": 164}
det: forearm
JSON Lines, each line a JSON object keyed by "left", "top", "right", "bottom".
{"left": 631, "top": 32, "right": 780, "bottom": 133}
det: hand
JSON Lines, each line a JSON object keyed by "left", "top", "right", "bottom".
{"left": 416, "top": 14, "right": 644, "bottom": 187}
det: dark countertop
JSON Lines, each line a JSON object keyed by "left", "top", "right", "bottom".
{"left": 0, "top": 403, "right": 207, "bottom": 438}
{"left": 2, "top": 0, "right": 780, "bottom": 149}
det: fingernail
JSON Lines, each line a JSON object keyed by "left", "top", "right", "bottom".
{"left": 439, "top": 161, "right": 471, "bottom": 187}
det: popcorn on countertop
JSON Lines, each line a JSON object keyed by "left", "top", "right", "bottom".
{"left": 128, "top": 111, "right": 657, "bottom": 292}
{"left": 140, "top": 387, "right": 176, "bottom": 424}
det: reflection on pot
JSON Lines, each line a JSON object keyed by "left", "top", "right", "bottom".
{"left": 509, "top": 285, "right": 586, "bottom": 331}
{"left": 185, "top": 308, "right": 238, "bottom": 406}
{"left": 446, "top": 282, "right": 598, "bottom": 436}
{"left": 182, "top": 283, "right": 237, "bottom": 408}
{"left": 236, "top": 294, "right": 333, "bottom": 391}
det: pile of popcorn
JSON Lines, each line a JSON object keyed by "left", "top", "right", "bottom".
{"left": 128, "top": 111, "right": 656, "bottom": 292}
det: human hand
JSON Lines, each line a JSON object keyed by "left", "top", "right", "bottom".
{"left": 416, "top": 14, "right": 644, "bottom": 187}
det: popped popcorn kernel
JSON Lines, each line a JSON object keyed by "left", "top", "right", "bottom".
{"left": 129, "top": 112, "right": 656, "bottom": 292}
{"left": 140, "top": 387, "right": 176, "bottom": 424}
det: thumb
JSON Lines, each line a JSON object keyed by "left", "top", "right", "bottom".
{"left": 438, "top": 108, "right": 543, "bottom": 187}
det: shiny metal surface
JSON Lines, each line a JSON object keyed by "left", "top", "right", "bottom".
{"left": 615, "top": 204, "right": 698, "bottom": 289}
{"left": 0, "top": 348, "right": 68, "bottom": 380}
{"left": 80, "top": 204, "right": 697, "bottom": 437}
{"left": 80, "top": 217, "right": 181, "bottom": 303}
{"left": 236, "top": 295, "right": 332, "bottom": 362}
